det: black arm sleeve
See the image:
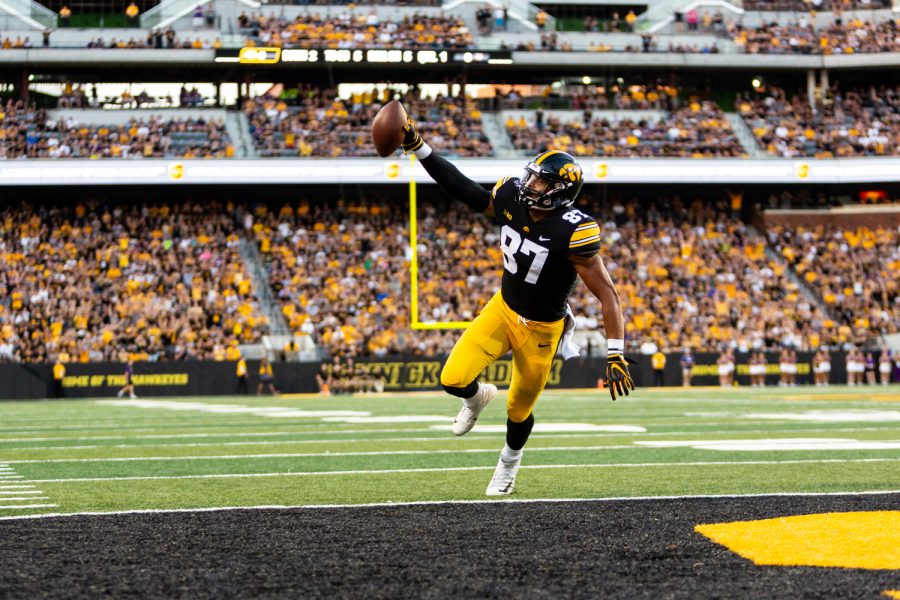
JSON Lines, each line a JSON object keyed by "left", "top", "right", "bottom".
{"left": 419, "top": 151, "right": 491, "bottom": 213}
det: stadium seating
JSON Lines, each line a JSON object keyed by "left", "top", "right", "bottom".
{"left": 738, "top": 84, "right": 900, "bottom": 157}
{"left": 0, "top": 101, "right": 233, "bottom": 159}
{"left": 236, "top": 12, "right": 473, "bottom": 49}
{"left": 0, "top": 201, "right": 267, "bottom": 363}
{"left": 767, "top": 223, "right": 899, "bottom": 346}
{"left": 731, "top": 14, "right": 900, "bottom": 54}
{"left": 505, "top": 100, "right": 746, "bottom": 158}
{"left": 245, "top": 88, "right": 493, "bottom": 158}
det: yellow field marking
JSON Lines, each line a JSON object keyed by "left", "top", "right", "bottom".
{"left": 696, "top": 511, "right": 900, "bottom": 570}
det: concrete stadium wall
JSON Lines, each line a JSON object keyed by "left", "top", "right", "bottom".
{"left": 0, "top": 351, "right": 886, "bottom": 400}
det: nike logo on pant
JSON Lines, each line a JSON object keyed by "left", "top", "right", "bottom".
{"left": 538, "top": 343, "right": 551, "bottom": 348}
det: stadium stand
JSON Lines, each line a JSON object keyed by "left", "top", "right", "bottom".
{"left": 0, "top": 101, "right": 233, "bottom": 159}
{"left": 737, "top": 84, "right": 900, "bottom": 157}
{"left": 730, "top": 14, "right": 900, "bottom": 54}
{"left": 505, "top": 100, "right": 746, "bottom": 158}
{"left": 742, "top": 1, "right": 892, "bottom": 10}
{"left": 236, "top": 12, "right": 473, "bottom": 49}
{"left": 244, "top": 88, "right": 492, "bottom": 158}
{"left": 0, "top": 200, "right": 268, "bottom": 364}
{"left": 767, "top": 223, "right": 899, "bottom": 346}
{"left": 244, "top": 190, "right": 897, "bottom": 360}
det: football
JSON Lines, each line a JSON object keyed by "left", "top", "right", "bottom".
{"left": 372, "top": 100, "right": 408, "bottom": 157}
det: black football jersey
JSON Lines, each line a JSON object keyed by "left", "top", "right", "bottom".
{"left": 490, "top": 177, "right": 601, "bottom": 322}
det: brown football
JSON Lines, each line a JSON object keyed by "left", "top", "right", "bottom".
{"left": 372, "top": 100, "right": 408, "bottom": 157}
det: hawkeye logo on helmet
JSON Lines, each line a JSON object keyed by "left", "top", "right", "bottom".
{"left": 559, "top": 163, "right": 581, "bottom": 183}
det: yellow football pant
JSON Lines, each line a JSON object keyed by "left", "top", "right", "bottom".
{"left": 440, "top": 292, "right": 566, "bottom": 423}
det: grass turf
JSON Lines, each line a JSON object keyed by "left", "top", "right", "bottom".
{"left": 0, "top": 386, "right": 898, "bottom": 517}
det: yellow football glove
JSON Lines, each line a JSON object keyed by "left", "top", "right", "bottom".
{"left": 401, "top": 118, "right": 424, "bottom": 153}
{"left": 605, "top": 354, "right": 636, "bottom": 401}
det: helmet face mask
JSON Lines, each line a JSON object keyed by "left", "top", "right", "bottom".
{"left": 515, "top": 151, "right": 583, "bottom": 211}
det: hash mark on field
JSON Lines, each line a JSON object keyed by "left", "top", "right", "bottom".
{"left": 22, "top": 457, "right": 900, "bottom": 484}
{"left": 0, "top": 464, "right": 54, "bottom": 511}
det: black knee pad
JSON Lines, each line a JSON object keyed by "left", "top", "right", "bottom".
{"left": 442, "top": 380, "right": 479, "bottom": 398}
{"left": 506, "top": 413, "right": 535, "bottom": 451}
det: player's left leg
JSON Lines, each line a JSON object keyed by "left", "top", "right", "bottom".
{"left": 486, "top": 317, "right": 565, "bottom": 496}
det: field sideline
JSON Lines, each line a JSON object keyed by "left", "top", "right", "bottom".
{"left": 0, "top": 386, "right": 898, "bottom": 518}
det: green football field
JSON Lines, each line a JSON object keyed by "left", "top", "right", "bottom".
{"left": 1, "top": 386, "right": 899, "bottom": 519}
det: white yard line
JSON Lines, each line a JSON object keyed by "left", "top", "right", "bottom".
{"left": 0, "top": 496, "right": 48, "bottom": 501}
{"left": 0, "top": 504, "right": 58, "bottom": 510}
{"left": 1, "top": 489, "right": 899, "bottom": 522}
{"left": 3, "top": 445, "right": 640, "bottom": 464}
{"left": 22, "top": 457, "right": 900, "bottom": 484}
{"left": 7, "top": 440, "right": 900, "bottom": 465}
{"left": 3, "top": 425, "right": 899, "bottom": 450}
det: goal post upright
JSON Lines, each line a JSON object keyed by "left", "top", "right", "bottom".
{"left": 407, "top": 154, "right": 471, "bottom": 331}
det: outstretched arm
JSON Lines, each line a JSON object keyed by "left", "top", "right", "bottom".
{"left": 570, "top": 253, "right": 635, "bottom": 400}
{"left": 403, "top": 120, "right": 494, "bottom": 217}
{"left": 570, "top": 253, "right": 625, "bottom": 341}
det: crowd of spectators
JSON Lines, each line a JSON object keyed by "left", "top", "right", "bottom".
{"left": 247, "top": 188, "right": 894, "bottom": 360}
{"left": 506, "top": 100, "right": 745, "bottom": 158}
{"left": 767, "top": 223, "right": 899, "bottom": 347}
{"left": 0, "top": 200, "right": 268, "bottom": 364}
{"left": 237, "top": 11, "right": 473, "bottom": 49}
{"left": 83, "top": 29, "right": 222, "bottom": 49}
{"left": 574, "top": 195, "right": 868, "bottom": 354}
{"left": 0, "top": 101, "right": 233, "bottom": 159}
{"left": 245, "top": 87, "right": 492, "bottom": 158}
{"left": 731, "top": 14, "right": 900, "bottom": 54}
{"left": 742, "top": 0, "right": 891, "bottom": 11}
{"left": 493, "top": 83, "right": 683, "bottom": 112}
{"left": 738, "top": 84, "right": 900, "bottom": 157}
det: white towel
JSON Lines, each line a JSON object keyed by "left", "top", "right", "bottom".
{"left": 558, "top": 305, "right": 581, "bottom": 360}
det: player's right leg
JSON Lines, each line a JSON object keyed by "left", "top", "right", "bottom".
{"left": 441, "top": 293, "right": 511, "bottom": 436}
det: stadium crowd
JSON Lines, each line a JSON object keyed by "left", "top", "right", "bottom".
{"left": 767, "top": 223, "right": 899, "bottom": 345}
{"left": 0, "top": 101, "right": 233, "bottom": 159}
{"left": 245, "top": 88, "right": 492, "bottom": 157}
{"left": 505, "top": 100, "right": 745, "bottom": 158}
{"left": 0, "top": 200, "right": 268, "bottom": 364}
{"left": 493, "top": 83, "right": 683, "bottom": 112}
{"left": 741, "top": 0, "right": 891, "bottom": 11}
{"left": 738, "top": 84, "right": 900, "bottom": 157}
{"left": 731, "top": 14, "right": 900, "bottom": 54}
{"left": 237, "top": 11, "right": 473, "bottom": 49}
{"left": 247, "top": 190, "right": 896, "bottom": 360}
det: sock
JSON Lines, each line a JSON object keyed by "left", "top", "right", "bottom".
{"left": 442, "top": 379, "right": 479, "bottom": 399}
{"left": 501, "top": 443, "right": 522, "bottom": 462}
{"left": 505, "top": 413, "right": 535, "bottom": 451}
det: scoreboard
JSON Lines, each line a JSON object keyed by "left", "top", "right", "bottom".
{"left": 221, "top": 47, "right": 513, "bottom": 65}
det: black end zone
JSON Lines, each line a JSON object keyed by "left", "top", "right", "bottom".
{"left": 1, "top": 494, "right": 898, "bottom": 598}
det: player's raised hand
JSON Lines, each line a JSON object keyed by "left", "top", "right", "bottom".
{"left": 401, "top": 118, "right": 424, "bottom": 153}
{"left": 606, "top": 354, "right": 636, "bottom": 401}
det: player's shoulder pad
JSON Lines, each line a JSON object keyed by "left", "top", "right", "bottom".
{"left": 567, "top": 214, "right": 601, "bottom": 257}
{"left": 491, "top": 176, "right": 516, "bottom": 200}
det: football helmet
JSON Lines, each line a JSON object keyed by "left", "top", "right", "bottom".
{"left": 516, "top": 150, "right": 584, "bottom": 211}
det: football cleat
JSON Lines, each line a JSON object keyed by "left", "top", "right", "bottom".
{"left": 451, "top": 383, "right": 496, "bottom": 436}
{"left": 486, "top": 452, "right": 522, "bottom": 496}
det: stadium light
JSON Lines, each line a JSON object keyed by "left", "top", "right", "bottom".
{"left": 582, "top": 76, "right": 592, "bottom": 85}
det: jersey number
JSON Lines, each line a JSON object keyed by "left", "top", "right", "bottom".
{"left": 500, "top": 225, "right": 548, "bottom": 284}
{"left": 562, "top": 209, "right": 588, "bottom": 224}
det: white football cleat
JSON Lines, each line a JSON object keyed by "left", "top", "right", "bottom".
{"left": 451, "top": 383, "right": 496, "bottom": 436}
{"left": 486, "top": 452, "right": 522, "bottom": 496}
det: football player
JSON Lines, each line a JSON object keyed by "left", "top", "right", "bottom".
{"left": 401, "top": 120, "right": 635, "bottom": 496}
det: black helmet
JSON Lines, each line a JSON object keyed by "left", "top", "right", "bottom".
{"left": 516, "top": 150, "right": 584, "bottom": 211}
